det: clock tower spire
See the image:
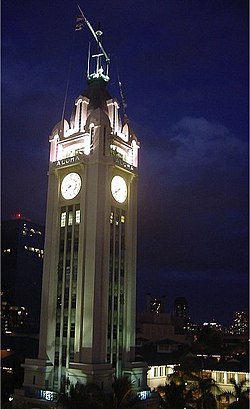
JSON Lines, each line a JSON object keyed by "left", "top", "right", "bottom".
{"left": 78, "top": 5, "right": 110, "bottom": 84}
{"left": 17, "top": 12, "right": 148, "bottom": 408}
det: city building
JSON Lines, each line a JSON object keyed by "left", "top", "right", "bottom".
{"left": 174, "top": 296, "right": 188, "bottom": 318}
{"left": 136, "top": 311, "right": 191, "bottom": 345}
{"left": 137, "top": 340, "right": 249, "bottom": 407}
{"left": 137, "top": 295, "right": 195, "bottom": 344}
{"left": 172, "top": 296, "right": 189, "bottom": 334}
{"left": 1, "top": 215, "right": 44, "bottom": 330}
{"left": 1, "top": 301, "right": 29, "bottom": 333}
{"left": 229, "top": 311, "right": 249, "bottom": 335}
{"left": 202, "top": 320, "right": 223, "bottom": 332}
{"left": 146, "top": 293, "right": 166, "bottom": 314}
{"left": 147, "top": 356, "right": 249, "bottom": 405}
{"left": 14, "top": 18, "right": 148, "bottom": 408}
{"left": 2, "top": 332, "right": 39, "bottom": 405}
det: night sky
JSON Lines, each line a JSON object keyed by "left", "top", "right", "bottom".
{"left": 2, "top": 1, "right": 248, "bottom": 326}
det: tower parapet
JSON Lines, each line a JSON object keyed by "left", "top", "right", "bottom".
{"left": 49, "top": 79, "right": 139, "bottom": 170}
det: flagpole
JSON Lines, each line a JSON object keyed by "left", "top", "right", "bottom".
{"left": 87, "top": 42, "right": 91, "bottom": 78}
{"left": 77, "top": 5, "right": 110, "bottom": 63}
{"left": 60, "top": 26, "right": 76, "bottom": 131}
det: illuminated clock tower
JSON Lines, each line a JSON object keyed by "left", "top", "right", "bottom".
{"left": 19, "top": 17, "right": 147, "bottom": 404}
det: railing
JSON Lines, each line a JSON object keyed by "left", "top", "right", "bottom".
{"left": 110, "top": 150, "right": 134, "bottom": 171}
{"left": 24, "top": 387, "right": 58, "bottom": 401}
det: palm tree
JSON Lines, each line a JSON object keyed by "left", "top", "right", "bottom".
{"left": 191, "top": 375, "right": 220, "bottom": 409}
{"left": 110, "top": 376, "right": 139, "bottom": 408}
{"left": 158, "top": 380, "right": 193, "bottom": 409}
{"left": 226, "top": 379, "right": 249, "bottom": 409}
{"left": 57, "top": 382, "right": 106, "bottom": 409}
{"left": 57, "top": 377, "right": 139, "bottom": 409}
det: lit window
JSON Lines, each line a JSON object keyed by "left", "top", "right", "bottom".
{"left": 68, "top": 212, "right": 73, "bottom": 226}
{"left": 24, "top": 245, "right": 44, "bottom": 258}
{"left": 110, "top": 212, "right": 114, "bottom": 224}
{"left": 61, "top": 212, "right": 66, "bottom": 227}
{"left": 43, "top": 391, "right": 55, "bottom": 401}
{"left": 75, "top": 210, "right": 81, "bottom": 224}
{"left": 115, "top": 214, "right": 119, "bottom": 225}
{"left": 3, "top": 367, "right": 13, "bottom": 374}
{"left": 22, "top": 224, "right": 28, "bottom": 236}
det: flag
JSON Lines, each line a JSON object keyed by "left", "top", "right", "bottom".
{"left": 75, "top": 16, "right": 85, "bottom": 31}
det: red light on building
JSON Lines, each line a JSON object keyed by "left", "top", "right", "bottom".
{"left": 12, "top": 212, "right": 23, "bottom": 220}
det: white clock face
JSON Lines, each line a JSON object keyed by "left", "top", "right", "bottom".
{"left": 61, "top": 172, "right": 81, "bottom": 200}
{"left": 111, "top": 176, "right": 127, "bottom": 203}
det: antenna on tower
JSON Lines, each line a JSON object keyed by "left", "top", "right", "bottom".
{"left": 77, "top": 5, "right": 110, "bottom": 82}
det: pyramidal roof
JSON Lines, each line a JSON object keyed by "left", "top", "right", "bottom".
{"left": 82, "top": 77, "right": 112, "bottom": 114}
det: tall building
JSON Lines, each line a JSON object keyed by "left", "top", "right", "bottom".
{"left": 229, "top": 311, "right": 249, "bottom": 335}
{"left": 173, "top": 297, "right": 189, "bottom": 335}
{"left": 1, "top": 215, "right": 44, "bottom": 330}
{"left": 1, "top": 301, "right": 29, "bottom": 333}
{"left": 17, "top": 20, "right": 147, "bottom": 407}
{"left": 146, "top": 293, "right": 166, "bottom": 314}
{"left": 174, "top": 297, "right": 188, "bottom": 318}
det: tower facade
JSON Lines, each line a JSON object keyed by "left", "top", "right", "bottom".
{"left": 19, "top": 30, "right": 147, "bottom": 405}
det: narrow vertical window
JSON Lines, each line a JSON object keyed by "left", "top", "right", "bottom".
{"left": 90, "top": 124, "right": 94, "bottom": 146}
{"left": 70, "top": 323, "right": 75, "bottom": 337}
{"left": 103, "top": 127, "right": 106, "bottom": 156}
{"left": 68, "top": 211, "right": 73, "bottom": 226}
{"left": 75, "top": 210, "right": 81, "bottom": 224}
{"left": 61, "top": 212, "right": 66, "bottom": 227}
{"left": 110, "top": 212, "right": 114, "bottom": 224}
{"left": 113, "top": 105, "right": 116, "bottom": 129}
{"left": 79, "top": 102, "right": 82, "bottom": 131}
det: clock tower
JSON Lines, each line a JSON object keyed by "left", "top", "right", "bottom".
{"left": 18, "top": 16, "right": 147, "bottom": 405}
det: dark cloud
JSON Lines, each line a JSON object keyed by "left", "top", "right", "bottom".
{"left": 137, "top": 116, "right": 248, "bottom": 318}
{"left": 137, "top": 268, "right": 248, "bottom": 326}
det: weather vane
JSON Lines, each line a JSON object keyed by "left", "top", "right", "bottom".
{"left": 77, "top": 5, "right": 110, "bottom": 82}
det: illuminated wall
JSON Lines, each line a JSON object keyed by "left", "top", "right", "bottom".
{"left": 21, "top": 78, "right": 145, "bottom": 400}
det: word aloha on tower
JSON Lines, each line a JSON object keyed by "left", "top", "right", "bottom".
{"left": 16, "top": 13, "right": 147, "bottom": 407}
